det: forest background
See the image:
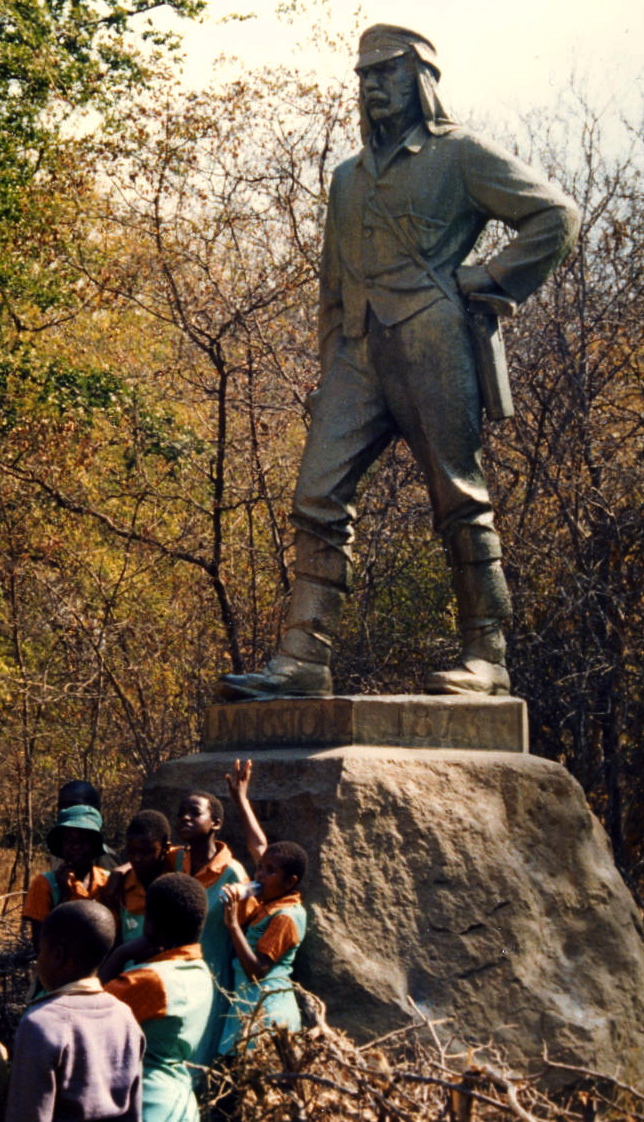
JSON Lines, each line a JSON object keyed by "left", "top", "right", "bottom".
{"left": 0, "top": 0, "right": 643, "bottom": 918}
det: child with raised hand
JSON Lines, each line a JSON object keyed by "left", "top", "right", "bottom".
{"left": 225, "top": 757, "right": 268, "bottom": 864}
{"left": 218, "top": 841, "right": 308, "bottom": 1055}
{"left": 172, "top": 788, "right": 256, "bottom": 1064}
{"left": 104, "top": 873, "right": 213, "bottom": 1122}
{"left": 6, "top": 900, "right": 144, "bottom": 1122}
{"left": 23, "top": 804, "right": 111, "bottom": 953}
{"left": 103, "top": 810, "right": 174, "bottom": 945}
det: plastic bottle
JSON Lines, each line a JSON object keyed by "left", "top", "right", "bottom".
{"left": 219, "top": 880, "right": 261, "bottom": 903}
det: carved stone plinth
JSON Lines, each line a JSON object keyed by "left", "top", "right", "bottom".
{"left": 203, "top": 694, "right": 528, "bottom": 753}
{"left": 144, "top": 746, "right": 644, "bottom": 1081}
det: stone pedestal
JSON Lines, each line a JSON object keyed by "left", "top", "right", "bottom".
{"left": 203, "top": 694, "right": 529, "bottom": 753}
{"left": 145, "top": 701, "right": 644, "bottom": 1080}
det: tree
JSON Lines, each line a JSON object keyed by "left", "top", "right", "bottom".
{"left": 1, "top": 55, "right": 644, "bottom": 906}
{"left": 6, "top": 69, "right": 354, "bottom": 670}
{"left": 0, "top": 0, "right": 205, "bottom": 332}
{"left": 0, "top": 0, "right": 206, "bottom": 893}
{"left": 484, "top": 91, "right": 644, "bottom": 889}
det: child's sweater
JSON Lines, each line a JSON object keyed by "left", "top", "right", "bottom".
{"left": 5, "top": 979, "right": 144, "bottom": 1122}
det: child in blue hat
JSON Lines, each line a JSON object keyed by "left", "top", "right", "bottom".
{"left": 23, "top": 804, "right": 111, "bottom": 953}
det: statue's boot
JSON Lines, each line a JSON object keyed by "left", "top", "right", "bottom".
{"left": 216, "top": 569, "right": 346, "bottom": 700}
{"left": 215, "top": 652, "right": 333, "bottom": 700}
{"left": 425, "top": 559, "right": 511, "bottom": 696}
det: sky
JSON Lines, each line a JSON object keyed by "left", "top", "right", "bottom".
{"left": 157, "top": 0, "right": 643, "bottom": 129}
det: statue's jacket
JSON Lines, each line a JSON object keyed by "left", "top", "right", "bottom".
{"left": 319, "top": 122, "right": 580, "bottom": 367}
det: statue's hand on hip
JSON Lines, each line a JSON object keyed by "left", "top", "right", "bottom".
{"left": 456, "top": 264, "right": 499, "bottom": 298}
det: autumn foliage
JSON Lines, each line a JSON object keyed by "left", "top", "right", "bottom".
{"left": 0, "top": 8, "right": 642, "bottom": 912}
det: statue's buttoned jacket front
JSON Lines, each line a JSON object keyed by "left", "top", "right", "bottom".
{"left": 319, "top": 123, "right": 579, "bottom": 362}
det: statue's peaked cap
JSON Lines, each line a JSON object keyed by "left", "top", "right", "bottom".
{"left": 356, "top": 24, "right": 441, "bottom": 81}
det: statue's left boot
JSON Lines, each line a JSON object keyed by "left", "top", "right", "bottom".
{"left": 425, "top": 556, "right": 512, "bottom": 695}
{"left": 425, "top": 621, "right": 510, "bottom": 694}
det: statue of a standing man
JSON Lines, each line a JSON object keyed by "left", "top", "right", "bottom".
{"left": 219, "top": 24, "right": 580, "bottom": 701}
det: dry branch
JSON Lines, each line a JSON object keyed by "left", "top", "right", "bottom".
{"left": 199, "top": 989, "right": 644, "bottom": 1122}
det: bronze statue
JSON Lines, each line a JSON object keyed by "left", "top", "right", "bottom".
{"left": 218, "top": 24, "right": 580, "bottom": 701}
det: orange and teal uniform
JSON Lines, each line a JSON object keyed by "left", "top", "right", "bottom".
{"left": 174, "top": 844, "right": 247, "bottom": 1061}
{"left": 218, "top": 891, "right": 307, "bottom": 1055}
{"left": 106, "top": 945, "right": 213, "bottom": 1122}
{"left": 108, "top": 849, "right": 181, "bottom": 944}
{"left": 23, "top": 867, "right": 110, "bottom": 924}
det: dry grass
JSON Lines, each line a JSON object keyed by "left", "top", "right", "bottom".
{"left": 199, "top": 990, "right": 644, "bottom": 1122}
{"left": 0, "top": 848, "right": 39, "bottom": 1050}
{"left": 0, "top": 849, "right": 24, "bottom": 935}
{"left": 0, "top": 847, "right": 50, "bottom": 940}
{"left": 0, "top": 932, "right": 33, "bottom": 1052}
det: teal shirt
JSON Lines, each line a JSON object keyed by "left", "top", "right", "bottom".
{"left": 219, "top": 894, "right": 307, "bottom": 1055}
{"left": 108, "top": 949, "right": 213, "bottom": 1122}
{"left": 114, "top": 866, "right": 147, "bottom": 949}
{"left": 175, "top": 845, "right": 247, "bottom": 1063}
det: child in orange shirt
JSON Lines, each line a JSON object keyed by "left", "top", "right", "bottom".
{"left": 104, "top": 873, "right": 213, "bottom": 1122}
{"left": 171, "top": 762, "right": 267, "bottom": 1062}
{"left": 23, "top": 805, "right": 110, "bottom": 953}
{"left": 103, "top": 810, "right": 174, "bottom": 945}
{"left": 219, "top": 841, "right": 308, "bottom": 1054}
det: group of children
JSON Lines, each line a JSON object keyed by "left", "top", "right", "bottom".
{"left": 6, "top": 762, "right": 308, "bottom": 1121}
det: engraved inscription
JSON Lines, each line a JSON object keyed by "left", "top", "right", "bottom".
{"left": 204, "top": 697, "right": 527, "bottom": 753}
{"left": 206, "top": 698, "right": 352, "bottom": 749}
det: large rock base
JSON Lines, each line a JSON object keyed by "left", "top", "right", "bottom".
{"left": 144, "top": 747, "right": 644, "bottom": 1080}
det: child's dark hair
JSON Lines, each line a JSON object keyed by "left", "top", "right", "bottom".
{"left": 187, "top": 791, "right": 224, "bottom": 825}
{"left": 146, "top": 873, "right": 207, "bottom": 946}
{"left": 58, "top": 780, "right": 101, "bottom": 811}
{"left": 42, "top": 901, "right": 115, "bottom": 974}
{"left": 127, "top": 809, "right": 171, "bottom": 847}
{"left": 265, "top": 841, "right": 308, "bottom": 887}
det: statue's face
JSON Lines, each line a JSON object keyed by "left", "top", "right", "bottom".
{"left": 357, "top": 53, "right": 419, "bottom": 129}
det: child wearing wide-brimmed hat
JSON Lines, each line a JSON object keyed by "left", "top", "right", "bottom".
{"left": 23, "top": 803, "right": 111, "bottom": 953}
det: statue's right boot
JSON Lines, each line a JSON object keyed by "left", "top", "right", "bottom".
{"left": 216, "top": 576, "right": 345, "bottom": 701}
{"left": 214, "top": 652, "right": 332, "bottom": 701}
